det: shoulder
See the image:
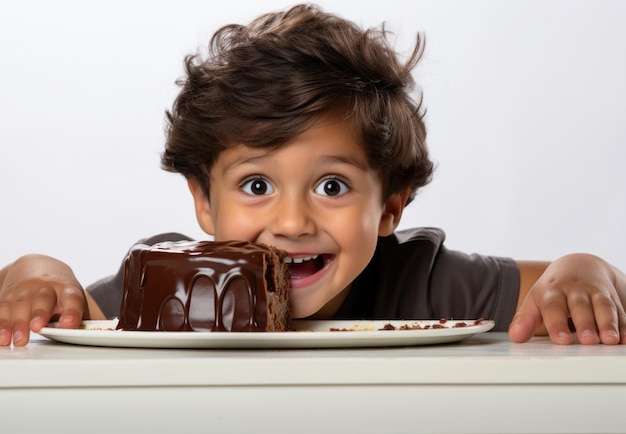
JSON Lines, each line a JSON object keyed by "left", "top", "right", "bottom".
{"left": 378, "top": 227, "right": 446, "bottom": 257}
{"left": 372, "top": 227, "right": 448, "bottom": 279}
{"left": 387, "top": 227, "right": 446, "bottom": 245}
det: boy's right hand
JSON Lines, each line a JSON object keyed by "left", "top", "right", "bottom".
{"left": 0, "top": 254, "right": 87, "bottom": 346}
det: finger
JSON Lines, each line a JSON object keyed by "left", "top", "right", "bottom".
{"left": 536, "top": 288, "right": 573, "bottom": 344}
{"left": 56, "top": 285, "right": 86, "bottom": 329}
{"left": 611, "top": 292, "right": 626, "bottom": 344}
{"left": 567, "top": 290, "right": 601, "bottom": 345}
{"left": 610, "top": 290, "right": 626, "bottom": 345}
{"left": 588, "top": 290, "right": 620, "bottom": 345}
{"left": 617, "top": 314, "right": 626, "bottom": 344}
{"left": 10, "top": 322, "right": 30, "bottom": 346}
{"left": 508, "top": 296, "right": 544, "bottom": 343}
{"left": 0, "top": 295, "right": 13, "bottom": 346}
{"left": 29, "top": 286, "right": 58, "bottom": 332}
{"left": 10, "top": 288, "right": 36, "bottom": 346}
{"left": 0, "top": 322, "right": 11, "bottom": 346}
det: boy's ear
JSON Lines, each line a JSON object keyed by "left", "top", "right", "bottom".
{"left": 378, "top": 187, "right": 410, "bottom": 237}
{"left": 187, "top": 178, "right": 216, "bottom": 235}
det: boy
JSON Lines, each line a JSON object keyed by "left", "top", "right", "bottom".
{"left": 1, "top": 4, "right": 625, "bottom": 346}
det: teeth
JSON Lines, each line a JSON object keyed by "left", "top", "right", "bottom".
{"left": 284, "top": 254, "right": 318, "bottom": 264}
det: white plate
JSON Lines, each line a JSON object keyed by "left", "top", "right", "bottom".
{"left": 38, "top": 319, "right": 494, "bottom": 349}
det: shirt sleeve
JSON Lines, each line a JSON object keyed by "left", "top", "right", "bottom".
{"left": 86, "top": 232, "right": 192, "bottom": 319}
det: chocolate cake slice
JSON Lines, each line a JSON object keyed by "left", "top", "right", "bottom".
{"left": 117, "top": 240, "right": 291, "bottom": 332}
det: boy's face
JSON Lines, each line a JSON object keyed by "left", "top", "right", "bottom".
{"left": 188, "top": 114, "right": 406, "bottom": 319}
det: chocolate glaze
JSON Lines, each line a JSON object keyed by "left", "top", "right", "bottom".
{"left": 117, "top": 240, "right": 290, "bottom": 332}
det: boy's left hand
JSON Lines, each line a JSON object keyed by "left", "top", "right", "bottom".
{"left": 509, "top": 253, "right": 626, "bottom": 345}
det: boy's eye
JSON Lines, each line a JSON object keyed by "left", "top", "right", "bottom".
{"left": 314, "top": 177, "right": 350, "bottom": 197}
{"left": 241, "top": 177, "right": 274, "bottom": 195}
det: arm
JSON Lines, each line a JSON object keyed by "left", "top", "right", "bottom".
{"left": 509, "top": 254, "right": 626, "bottom": 345}
{"left": 0, "top": 254, "right": 105, "bottom": 346}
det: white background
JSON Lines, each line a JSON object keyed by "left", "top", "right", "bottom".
{"left": 1, "top": 0, "right": 625, "bottom": 286}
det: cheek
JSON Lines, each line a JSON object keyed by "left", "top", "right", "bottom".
{"left": 211, "top": 205, "right": 261, "bottom": 242}
{"left": 331, "top": 205, "right": 382, "bottom": 258}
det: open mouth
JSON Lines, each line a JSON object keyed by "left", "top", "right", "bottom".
{"left": 284, "top": 254, "right": 332, "bottom": 280}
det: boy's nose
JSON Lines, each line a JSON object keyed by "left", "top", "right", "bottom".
{"left": 268, "top": 194, "right": 316, "bottom": 239}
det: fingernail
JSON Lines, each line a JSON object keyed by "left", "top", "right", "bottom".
{"left": 555, "top": 331, "right": 572, "bottom": 343}
{"left": 59, "top": 314, "right": 77, "bottom": 327}
{"left": 603, "top": 330, "right": 619, "bottom": 342}
{"left": 0, "top": 328, "right": 11, "bottom": 345}
{"left": 580, "top": 329, "right": 597, "bottom": 340}
{"left": 13, "top": 329, "right": 24, "bottom": 344}
{"left": 558, "top": 331, "right": 570, "bottom": 339}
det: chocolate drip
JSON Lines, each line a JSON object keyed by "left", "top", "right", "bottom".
{"left": 117, "top": 240, "right": 289, "bottom": 332}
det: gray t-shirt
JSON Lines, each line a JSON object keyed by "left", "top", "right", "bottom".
{"left": 87, "top": 227, "right": 520, "bottom": 331}
{"left": 334, "top": 227, "right": 519, "bottom": 330}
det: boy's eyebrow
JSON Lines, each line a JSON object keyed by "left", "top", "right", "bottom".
{"left": 222, "top": 151, "right": 369, "bottom": 173}
{"left": 319, "top": 154, "right": 369, "bottom": 170}
{"left": 218, "top": 150, "right": 270, "bottom": 175}
{"left": 223, "top": 153, "right": 267, "bottom": 170}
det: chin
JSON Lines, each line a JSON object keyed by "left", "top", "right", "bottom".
{"left": 289, "top": 302, "right": 324, "bottom": 320}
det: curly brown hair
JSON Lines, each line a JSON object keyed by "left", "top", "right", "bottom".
{"left": 161, "top": 3, "right": 433, "bottom": 205}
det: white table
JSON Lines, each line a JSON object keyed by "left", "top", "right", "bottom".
{"left": 1, "top": 332, "right": 625, "bottom": 434}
